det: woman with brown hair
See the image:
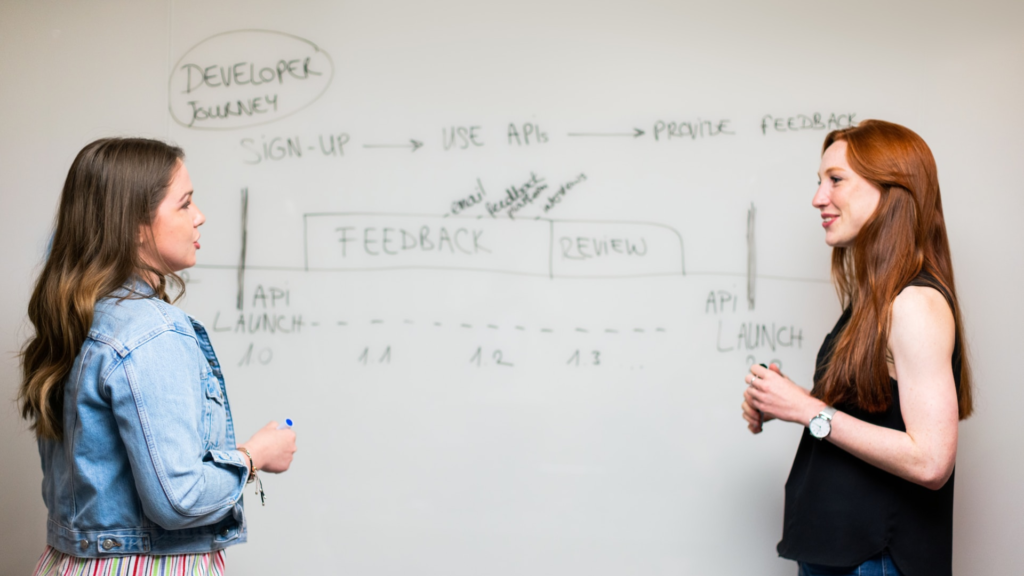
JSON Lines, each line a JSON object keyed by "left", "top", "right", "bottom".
{"left": 20, "top": 138, "right": 297, "bottom": 575}
{"left": 741, "top": 120, "right": 972, "bottom": 576}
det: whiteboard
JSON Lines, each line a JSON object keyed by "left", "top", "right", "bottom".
{"left": 2, "top": 1, "right": 1023, "bottom": 575}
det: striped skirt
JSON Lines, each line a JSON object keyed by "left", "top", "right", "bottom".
{"left": 32, "top": 545, "right": 227, "bottom": 576}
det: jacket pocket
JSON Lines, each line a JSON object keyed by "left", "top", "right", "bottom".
{"left": 202, "top": 370, "right": 227, "bottom": 450}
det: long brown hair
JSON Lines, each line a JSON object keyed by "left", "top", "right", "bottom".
{"left": 812, "top": 120, "right": 973, "bottom": 419}
{"left": 19, "top": 138, "right": 185, "bottom": 440}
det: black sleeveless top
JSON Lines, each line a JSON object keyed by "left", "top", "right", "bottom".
{"left": 777, "top": 276, "right": 962, "bottom": 576}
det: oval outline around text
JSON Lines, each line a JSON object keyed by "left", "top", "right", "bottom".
{"left": 168, "top": 29, "right": 334, "bottom": 131}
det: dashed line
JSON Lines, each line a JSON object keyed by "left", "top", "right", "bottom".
{"left": 329, "top": 319, "right": 665, "bottom": 334}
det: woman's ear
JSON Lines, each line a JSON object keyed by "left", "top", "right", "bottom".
{"left": 137, "top": 225, "right": 153, "bottom": 259}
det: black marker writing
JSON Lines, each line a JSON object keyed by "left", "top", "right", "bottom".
{"left": 188, "top": 95, "right": 279, "bottom": 127}
{"left": 181, "top": 58, "right": 322, "bottom": 94}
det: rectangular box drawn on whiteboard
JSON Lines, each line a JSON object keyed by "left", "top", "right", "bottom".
{"left": 303, "top": 213, "right": 684, "bottom": 278}
{"left": 304, "top": 213, "right": 550, "bottom": 275}
{"left": 551, "top": 220, "right": 684, "bottom": 278}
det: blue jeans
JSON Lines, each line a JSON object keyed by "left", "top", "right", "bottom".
{"left": 798, "top": 553, "right": 903, "bottom": 576}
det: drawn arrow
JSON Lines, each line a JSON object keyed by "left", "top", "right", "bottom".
{"left": 566, "top": 128, "right": 645, "bottom": 138}
{"left": 363, "top": 139, "right": 423, "bottom": 152}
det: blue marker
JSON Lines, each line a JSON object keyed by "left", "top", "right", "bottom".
{"left": 277, "top": 419, "right": 293, "bottom": 430}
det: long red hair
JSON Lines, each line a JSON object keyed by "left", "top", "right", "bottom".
{"left": 813, "top": 120, "right": 973, "bottom": 419}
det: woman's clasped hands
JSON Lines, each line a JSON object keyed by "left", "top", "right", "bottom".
{"left": 741, "top": 363, "right": 826, "bottom": 434}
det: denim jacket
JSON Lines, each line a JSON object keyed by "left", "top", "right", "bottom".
{"left": 39, "top": 284, "right": 249, "bottom": 557}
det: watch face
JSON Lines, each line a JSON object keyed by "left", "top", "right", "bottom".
{"left": 809, "top": 417, "right": 831, "bottom": 439}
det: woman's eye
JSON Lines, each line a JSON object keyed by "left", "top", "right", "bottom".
{"left": 182, "top": 201, "right": 191, "bottom": 209}
{"left": 830, "top": 176, "right": 841, "bottom": 184}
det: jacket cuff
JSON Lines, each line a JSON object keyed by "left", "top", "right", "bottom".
{"left": 205, "top": 449, "right": 250, "bottom": 488}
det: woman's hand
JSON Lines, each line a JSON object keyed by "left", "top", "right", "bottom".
{"left": 740, "top": 397, "right": 770, "bottom": 434}
{"left": 238, "top": 421, "right": 297, "bottom": 474}
{"left": 742, "top": 363, "right": 825, "bottom": 433}
{"left": 741, "top": 363, "right": 782, "bottom": 434}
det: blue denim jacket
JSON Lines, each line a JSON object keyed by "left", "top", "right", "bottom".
{"left": 39, "top": 284, "right": 249, "bottom": 557}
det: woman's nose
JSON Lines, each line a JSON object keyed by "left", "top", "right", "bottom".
{"left": 811, "top": 185, "right": 829, "bottom": 208}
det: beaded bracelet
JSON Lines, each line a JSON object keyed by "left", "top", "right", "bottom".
{"left": 238, "top": 447, "right": 256, "bottom": 483}
{"left": 238, "top": 447, "right": 266, "bottom": 506}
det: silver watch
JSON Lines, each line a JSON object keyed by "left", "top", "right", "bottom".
{"left": 808, "top": 407, "right": 838, "bottom": 440}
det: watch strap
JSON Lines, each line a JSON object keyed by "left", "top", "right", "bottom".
{"left": 809, "top": 407, "right": 838, "bottom": 440}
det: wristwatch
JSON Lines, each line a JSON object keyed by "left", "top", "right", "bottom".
{"left": 808, "top": 407, "right": 838, "bottom": 440}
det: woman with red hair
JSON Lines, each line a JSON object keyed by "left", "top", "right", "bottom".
{"left": 741, "top": 120, "right": 973, "bottom": 576}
